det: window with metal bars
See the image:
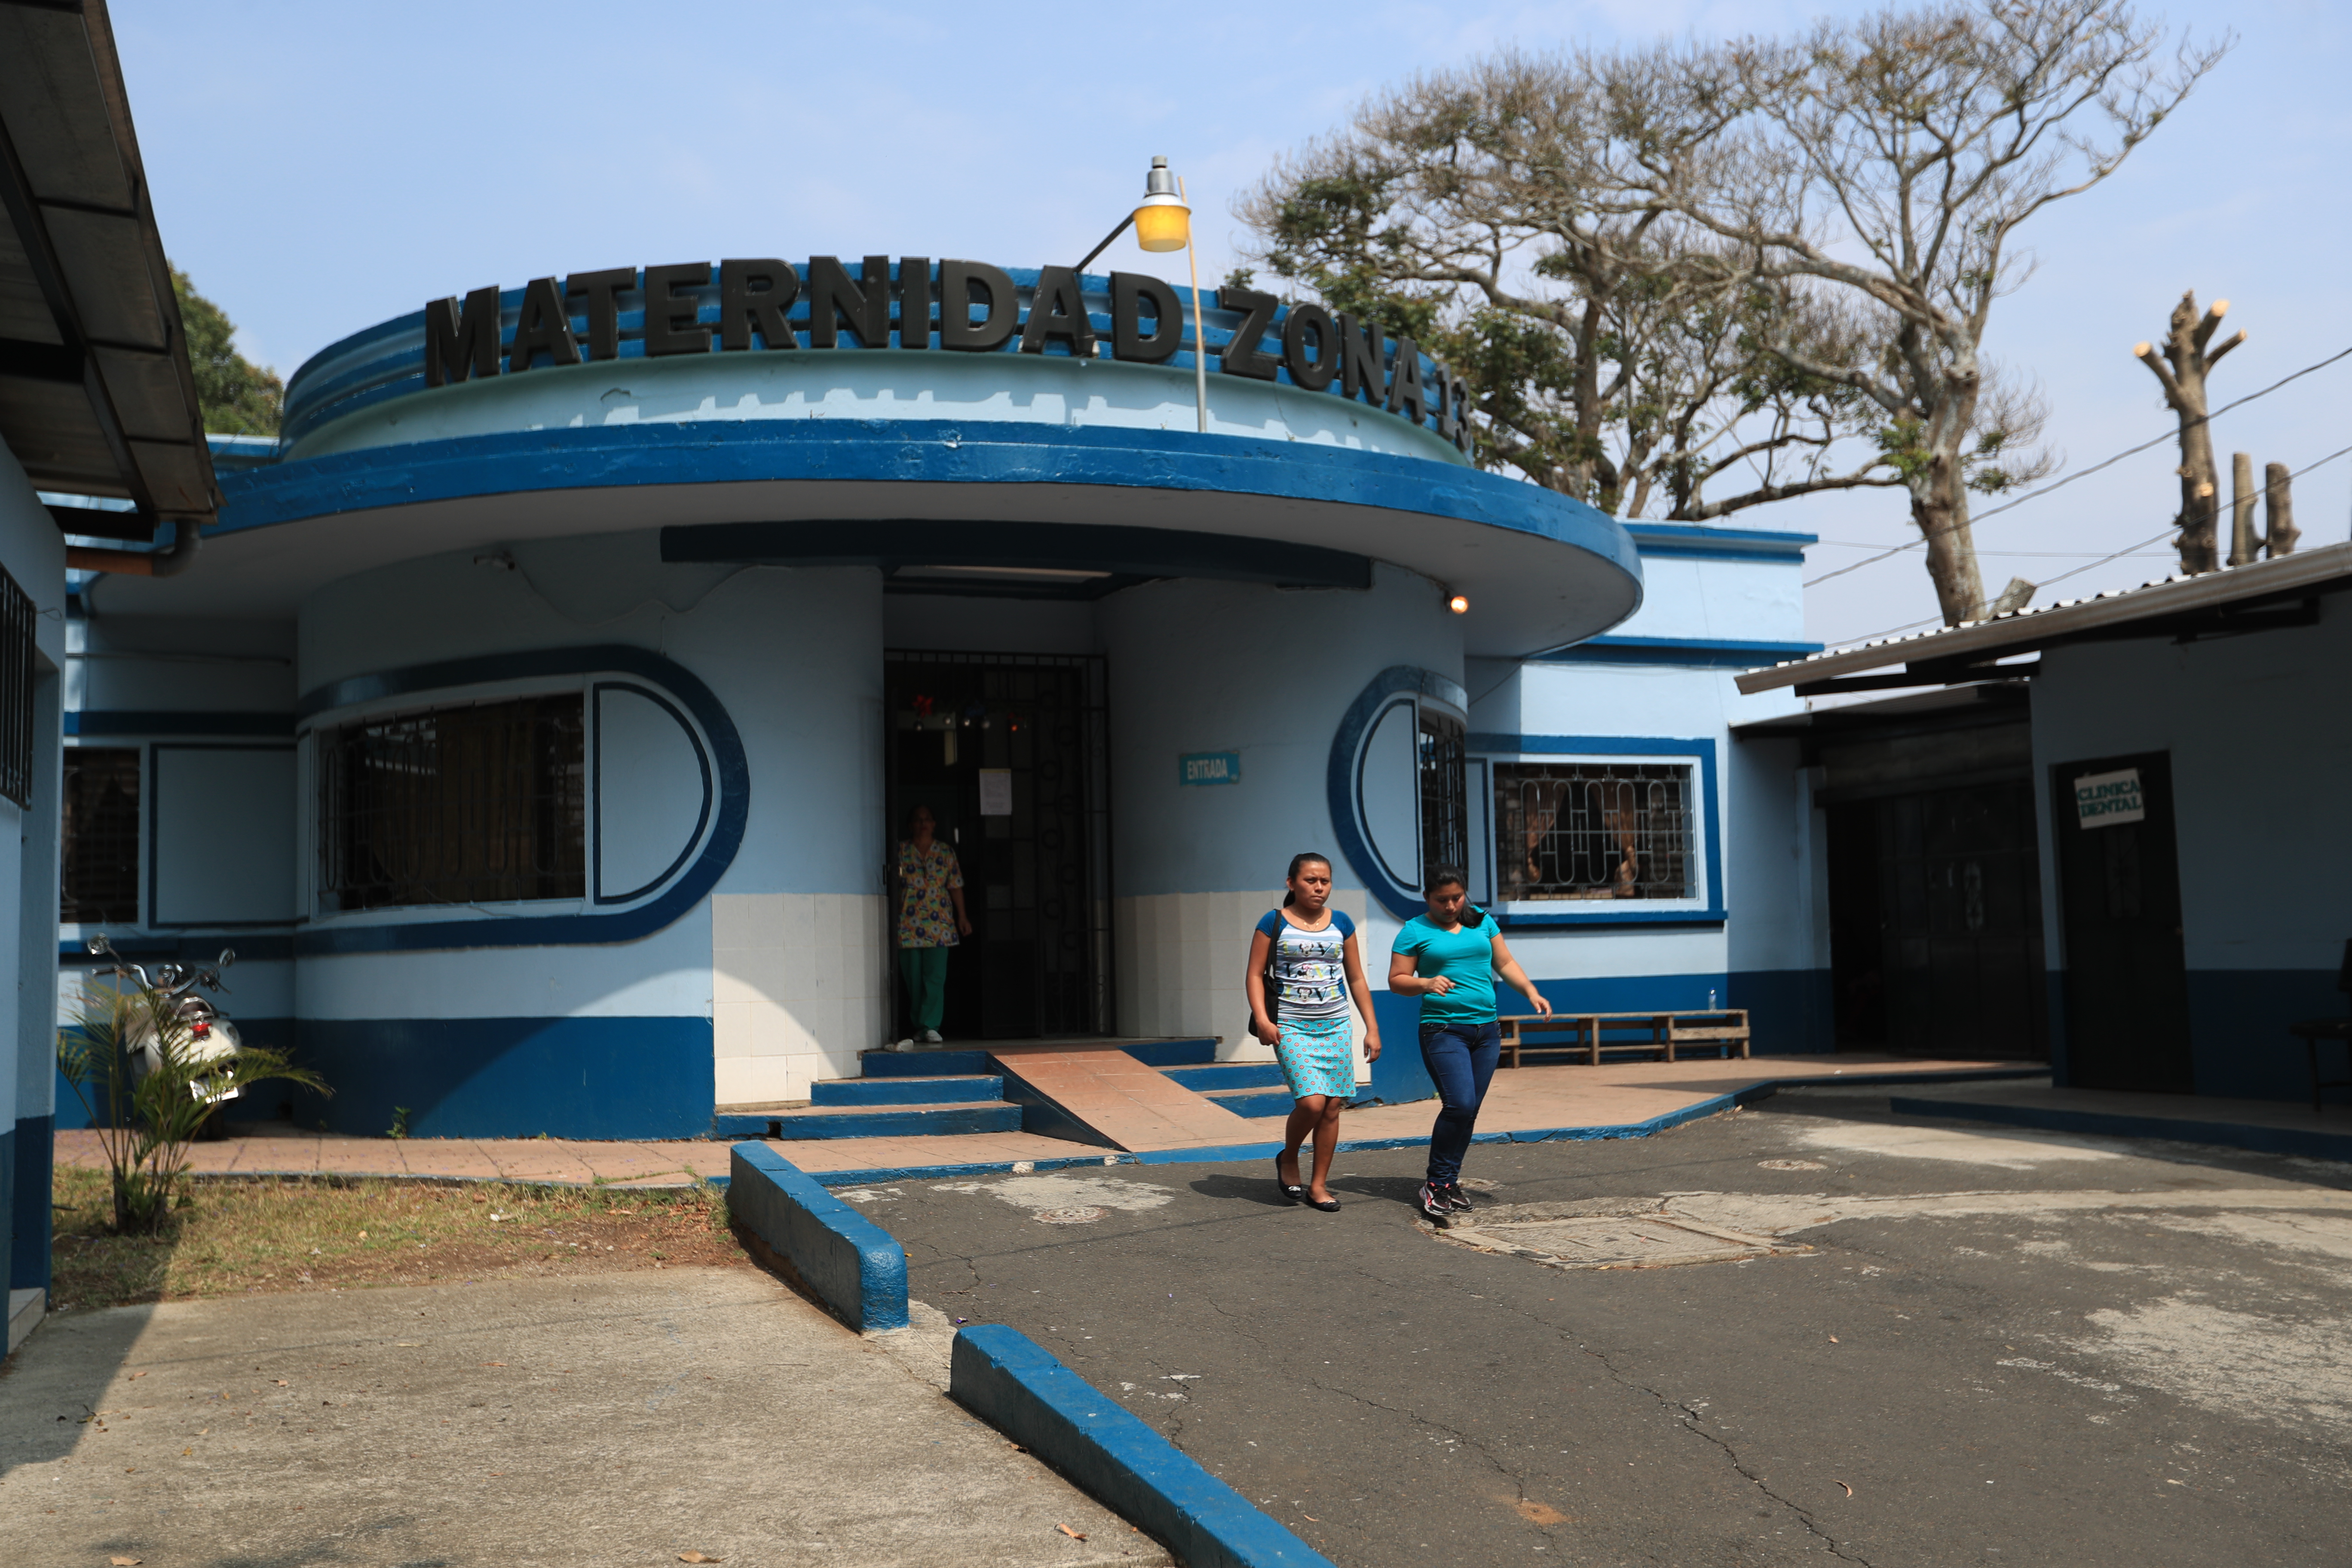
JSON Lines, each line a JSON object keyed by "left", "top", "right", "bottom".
{"left": 1493, "top": 761, "right": 1697, "bottom": 901}
{"left": 0, "top": 565, "right": 32, "bottom": 809}
{"left": 316, "top": 695, "right": 585, "bottom": 912}
{"left": 61, "top": 746, "right": 141, "bottom": 924}
{"left": 1418, "top": 707, "right": 1466, "bottom": 886}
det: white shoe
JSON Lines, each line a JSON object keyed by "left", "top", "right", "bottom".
{"left": 890, "top": 1038, "right": 915, "bottom": 1053}
{"left": 920, "top": 1029, "right": 943, "bottom": 1045}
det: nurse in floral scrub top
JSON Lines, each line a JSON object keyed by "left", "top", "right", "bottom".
{"left": 893, "top": 805, "right": 971, "bottom": 1049}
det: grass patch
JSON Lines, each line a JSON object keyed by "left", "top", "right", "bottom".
{"left": 50, "top": 1164, "right": 746, "bottom": 1312}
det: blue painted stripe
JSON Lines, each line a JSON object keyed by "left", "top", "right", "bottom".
{"left": 951, "top": 1324, "right": 1337, "bottom": 1568}
{"left": 731, "top": 1103, "right": 1024, "bottom": 1140}
{"left": 799, "top": 1153, "right": 1127, "bottom": 1186}
{"left": 1118, "top": 1038, "right": 1219, "bottom": 1067}
{"left": 291, "top": 644, "right": 745, "bottom": 956}
{"left": 728, "top": 1143, "right": 908, "bottom": 1333}
{"left": 1889, "top": 1096, "right": 2352, "bottom": 1162}
{"left": 1203, "top": 1088, "right": 1297, "bottom": 1118}
{"left": 1163, "top": 1063, "right": 1286, "bottom": 1091}
{"left": 1537, "top": 636, "right": 1822, "bottom": 669}
{"left": 67, "top": 711, "right": 294, "bottom": 737}
{"left": 811, "top": 1075, "right": 1004, "bottom": 1106}
{"left": 1623, "top": 524, "right": 1815, "bottom": 561}
{"left": 859, "top": 1049, "right": 994, "bottom": 1077}
{"left": 9, "top": 1116, "right": 48, "bottom": 1295}
{"left": 214, "top": 422, "right": 1641, "bottom": 597}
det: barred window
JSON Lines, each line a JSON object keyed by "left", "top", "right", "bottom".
{"left": 317, "top": 695, "right": 585, "bottom": 912}
{"left": 0, "top": 566, "right": 32, "bottom": 808}
{"left": 62, "top": 746, "right": 141, "bottom": 923}
{"left": 1494, "top": 761, "right": 1697, "bottom": 901}
{"left": 1418, "top": 707, "right": 1466, "bottom": 886}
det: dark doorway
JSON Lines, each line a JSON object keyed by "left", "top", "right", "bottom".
{"left": 1826, "top": 781, "right": 2048, "bottom": 1058}
{"left": 884, "top": 651, "right": 1110, "bottom": 1040}
{"left": 2050, "top": 750, "right": 2193, "bottom": 1092}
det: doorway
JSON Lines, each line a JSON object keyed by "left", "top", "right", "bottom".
{"left": 2050, "top": 750, "right": 2193, "bottom": 1093}
{"left": 884, "top": 651, "right": 1110, "bottom": 1040}
{"left": 1826, "top": 780, "right": 2048, "bottom": 1058}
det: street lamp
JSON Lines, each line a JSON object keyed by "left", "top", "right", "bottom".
{"left": 1078, "top": 156, "right": 1209, "bottom": 434}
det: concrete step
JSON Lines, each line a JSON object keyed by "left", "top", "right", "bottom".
{"left": 812, "top": 1074, "right": 1004, "bottom": 1107}
{"left": 1118, "top": 1038, "right": 1219, "bottom": 1067}
{"left": 1204, "top": 1087, "right": 1298, "bottom": 1118}
{"left": 1164, "top": 1062, "right": 1286, "bottom": 1092}
{"left": 716, "top": 1101, "right": 1024, "bottom": 1140}
{"left": 858, "top": 1049, "right": 993, "bottom": 1078}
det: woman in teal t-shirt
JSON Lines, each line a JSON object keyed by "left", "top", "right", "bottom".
{"left": 1388, "top": 870, "right": 1550, "bottom": 1224}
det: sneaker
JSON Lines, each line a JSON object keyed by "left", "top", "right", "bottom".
{"left": 889, "top": 1038, "right": 915, "bottom": 1053}
{"left": 1415, "top": 1181, "right": 1452, "bottom": 1225}
{"left": 1442, "top": 1183, "right": 1473, "bottom": 1213}
{"left": 920, "top": 1029, "right": 944, "bottom": 1044}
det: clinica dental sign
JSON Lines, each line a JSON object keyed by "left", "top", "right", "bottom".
{"left": 422, "top": 258, "right": 1471, "bottom": 452}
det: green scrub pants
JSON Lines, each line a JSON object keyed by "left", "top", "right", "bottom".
{"left": 898, "top": 944, "right": 949, "bottom": 1033}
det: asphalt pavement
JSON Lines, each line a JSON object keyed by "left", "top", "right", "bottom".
{"left": 860, "top": 1086, "right": 2352, "bottom": 1568}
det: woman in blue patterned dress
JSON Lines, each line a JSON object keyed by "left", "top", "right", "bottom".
{"left": 1246, "top": 852, "right": 1381, "bottom": 1212}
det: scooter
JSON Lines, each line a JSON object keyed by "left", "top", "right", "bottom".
{"left": 86, "top": 933, "right": 244, "bottom": 1111}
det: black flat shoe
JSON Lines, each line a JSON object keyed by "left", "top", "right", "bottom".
{"left": 1274, "top": 1156, "right": 1305, "bottom": 1203}
{"left": 1305, "top": 1195, "right": 1341, "bottom": 1212}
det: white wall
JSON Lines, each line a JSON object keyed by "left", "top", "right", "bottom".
{"left": 0, "top": 442, "right": 67, "bottom": 1155}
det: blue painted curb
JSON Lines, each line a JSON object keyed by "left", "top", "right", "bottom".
{"left": 951, "top": 1324, "right": 1335, "bottom": 1568}
{"left": 802, "top": 1154, "right": 1129, "bottom": 1186}
{"left": 726, "top": 1143, "right": 909, "bottom": 1332}
{"left": 1889, "top": 1097, "right": 2352, "bottom": 1164}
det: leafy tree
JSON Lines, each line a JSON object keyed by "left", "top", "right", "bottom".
{"left": 1237, "top": 50, "right": 1903, "bottom": 522}
{"left": 171, "top": 266, "right": 282, "bottom": 437}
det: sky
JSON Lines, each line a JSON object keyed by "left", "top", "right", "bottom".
{"left": 112, "top": 0, "right": 2352, "bottom": 651}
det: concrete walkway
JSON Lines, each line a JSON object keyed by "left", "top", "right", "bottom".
{"left": 1880, "top": 1075, "right": 2352, "bottom": 1161}
{"left": 56, "top": 1053, "right": 2032, "bottom": 1188}
{"left": 0, "top": 1267, "right": 1164, "bottom": 1568}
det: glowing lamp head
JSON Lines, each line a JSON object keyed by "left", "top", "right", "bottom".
{"left": 1133, "top": 155, "right": 1192, "bottom": 252}
{"left": 1447, "top": 593, "right": 1470, "bottom": 615}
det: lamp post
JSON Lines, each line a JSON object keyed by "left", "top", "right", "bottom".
{"left": 1078, "top": 156, "right": 1207, "bottom": 434}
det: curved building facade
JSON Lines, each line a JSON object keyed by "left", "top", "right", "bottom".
{"left": 55, "top": 259, "right": 1827, "bottom": 1139}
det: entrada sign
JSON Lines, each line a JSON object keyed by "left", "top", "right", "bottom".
{"left": 422, "top": 259, "right": 1471, "bottom": 452}
{"left": 1179, "top": 751, "right": 1242, "bottom": 786}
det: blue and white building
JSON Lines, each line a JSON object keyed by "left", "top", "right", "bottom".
{"left": 56, "top": 253, "right": 1837, "bottom": 1141}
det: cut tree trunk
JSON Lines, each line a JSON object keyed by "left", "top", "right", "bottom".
{"left": 1912, "top": 481, "right": 1987, "bottom": 628}
{"left": 2134, "top": 292, "right": 2245, "bottom": 576}
{"left": 2228, "top": 452, "right": 2260, "bottom": 567}
{"left": 2264, "top": 462, "right": 2300, "bottom": 557}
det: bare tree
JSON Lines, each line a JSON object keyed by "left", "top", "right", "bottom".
{"left": 1235, "top": 51, "right": 1902, "bottom": 521}
{"left": 2134, "top": 291, "right": 2242, "bottom": 574}
{"left": 1611, "top": 2, "right": 2227, "bottom": 625}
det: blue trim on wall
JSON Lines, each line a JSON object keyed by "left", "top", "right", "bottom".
{"left": 10, "top": 1117, "right": 49, "bottom": 1295}
{"left": 1623, "top": 523, "right": 1815, "bottom": 562}
{"left": 147, "top": 743, "right": 297, "bottom": 930}
{"left": 590, "top": 682, "right": 713, "bottom": 905}
{"left": 215, "top": 421, "right": 1642, "bottom": 599}
{"left": 294, "top": 644, "right": 746, "bottom": 955}
{"left": 2184, "top": 968, "right": 2349, "bottom": 1102}
{"left": 68, "top": 711, "right": 293, "bottom": 738}
{"left": 61, "top": 933, "right": 295, "bottom": 964}
{"left": 1536, "top": 636, "right": 1823, "bottom": 669}
{"left": 1327, "top": 667, "right": 1472, "bottom": 921}
{"left": 289, "top": 1016, "right": 714, "bottom": 1140}
{"left": 1465, "top": 734, "right": 1725, "bottom": 926}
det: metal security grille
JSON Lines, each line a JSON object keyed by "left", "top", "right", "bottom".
{"left": 0, "top": 566, "right": 34, "bottom": 808}
{"left": 317, "top": 695, "right": 585, "bottom": 911}
{"left": 61, "top": 746, "right": 141, "bottom": 923}
{"left": 1418, "top": 708, "right": 1467, "bottom": 885}
{"left": 1494, "top": 761, "right": 1695, "bottom": 901}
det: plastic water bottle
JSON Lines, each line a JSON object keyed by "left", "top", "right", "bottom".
{"left": 1707, "top": 987, "right": 1718, "bottom": 1011}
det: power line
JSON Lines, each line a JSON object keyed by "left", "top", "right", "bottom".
{"left": 1802, "top": 341, "right": 2352, "bottom": 589}
{"left": 1824, "top": 439, "right": 2352, "bottom": 649}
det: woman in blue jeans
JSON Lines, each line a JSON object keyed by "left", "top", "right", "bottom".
{"left": 1388, "top": 870, "right": 1551, "bottom": 1223}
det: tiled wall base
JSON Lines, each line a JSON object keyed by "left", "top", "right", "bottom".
{"left": 713, "top": 893, "right": 889, "bottom": 1104}
{"left": 1114, "top": 888, "right": 1372, "bottom": 1076}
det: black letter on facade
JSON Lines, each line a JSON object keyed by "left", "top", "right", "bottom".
{"left": 1215, "top": 285, "right": 1280, "bottom": 380}
{"left": 507, "top": 277, "right": 581, "bottom": 374}
{"left": 1020, "top": 266, "right": 1097, "bottom": 357}
{"left": 1282, "top": 303, "right": 1338, "bottom": 392}
{"left": 1385, "top": 337, "right": 1428, "bottom": 424}
{"left": 423, "top": 286, "right": 502, "bottom": 386}
{"left": 898, "top": 258, "right": 932, "bottom": 349}
{"left": 565, "top": 268, "right": 635, "bottom": 361}
{"left": 720, "top": 259, "right": 800, "bottom": 351}
{"left": 939, "top": 260, "right": 1019, "bottom": 352}
{"left": 1110, "top": 272, "right": 1182, "bottom": 362}
{"left": 1430, "top": 361, "right": 1455, "bottom": 441}
{"left": 642, "top": 263, "right": 711, "bottom": 356}
{"left": 1453, "top": 373, "right": 1474, "bottom": 453}
{"left": 807, "top": 256, "right": 891, "bottom": 349}
{"left": 1338, "top": 313, "right": 1384, "bottom": 404}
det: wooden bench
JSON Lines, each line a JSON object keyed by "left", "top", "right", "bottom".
{"left": 2287, "top": 939, "right": 2352, "bottom": 1114}
{"left": 1497, "top": 1010, "right": 1751, "bottom": 1067}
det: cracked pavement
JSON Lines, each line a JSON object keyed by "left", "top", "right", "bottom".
{"left": 863, "top": 1087, "right": 2352, "bottom": 1566}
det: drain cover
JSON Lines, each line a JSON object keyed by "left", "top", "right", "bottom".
{"left": 1434, "top": 1207, "right": 1802, "bottom": 1269}
{"left": 1035, "top": 1206, "right": 1108, "bottom": 1225}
